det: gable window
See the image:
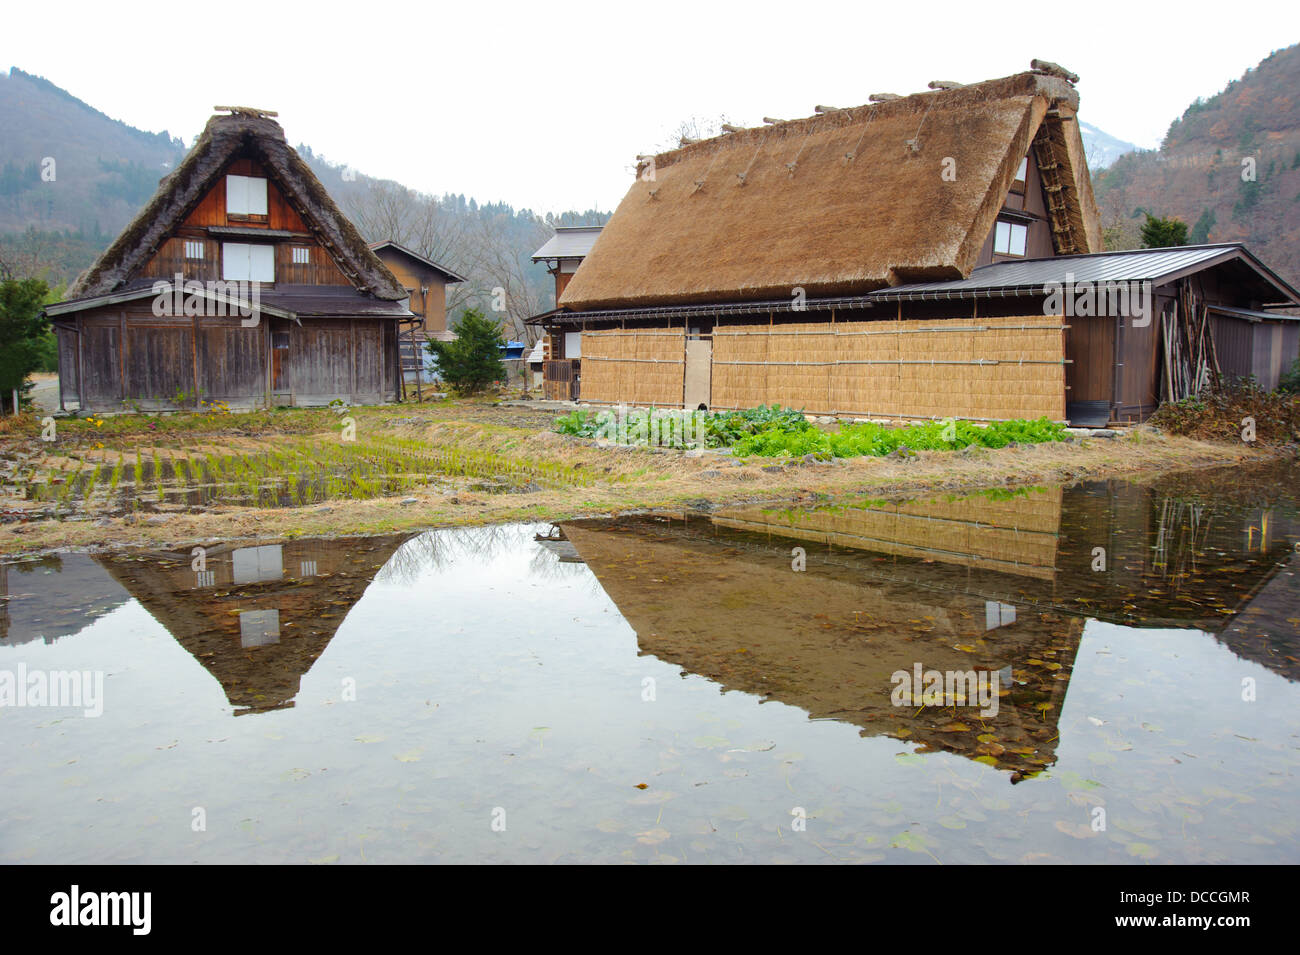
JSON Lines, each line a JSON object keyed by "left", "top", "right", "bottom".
{"left": 291, "top": 246, "right": 310, "bottom": 265}
{"left": 226, "top": 175, "right": 268, "bottom": 216}
{"left": 184, "top": 240, "right": 205, "bottom": 260}
{"left": 993, "top": 219, "right": 1028, "bottom": 257}
{"left": 1014, "top": 156, "right": 1028, "bottom": 184}
{"left": 222, "top": 242, "right": 275, "bottom": 282}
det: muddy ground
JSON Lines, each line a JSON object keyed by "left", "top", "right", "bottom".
{"left": 0, "top": 398, "right": 1290, "bottom": 556}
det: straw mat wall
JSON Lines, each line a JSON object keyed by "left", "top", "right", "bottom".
{"left": 711, "top": 314, "right": 1065, "bottom": 420}
{"left": 580, "top": 328, "right": 685, "bottom": 405}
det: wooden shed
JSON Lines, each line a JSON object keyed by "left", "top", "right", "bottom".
{"left": 47, "top": 107, "right": 413, "bottom": 412}
{"left": 531, "top": 64, "right": 1300, "bottom": 424}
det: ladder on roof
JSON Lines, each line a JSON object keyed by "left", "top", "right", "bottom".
{"left": 1032, "top": 121, "right": 1082, "bottom": 255}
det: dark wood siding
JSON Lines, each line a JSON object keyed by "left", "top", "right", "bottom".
{"left": 196, "top": 319, "right": 268, "bottom": 403}
{"left": 64, "top": 308, "right": 397, "bottom": 411}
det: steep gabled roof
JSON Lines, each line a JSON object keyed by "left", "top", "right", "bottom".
{"left": 368, "top": 241, "right": 468, "bottom": 284}
{"left": 560, "top": 69, "right": 1100, "bottom": 311}
{"left": 68, "top": 110, "right": 407, "bottom": 301}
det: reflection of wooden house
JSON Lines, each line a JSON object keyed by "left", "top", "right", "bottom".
{"left": 0, "top": 554, "right": 129, "bottom": 647}
{"left": 530, "top": 65, "right": 1300, "bottom": 423}
{"left": 368, "top": 241, "right": 466, "bottom": 398}
{"left": 96, "top": 535, "right": 408, "bottom": 715}
{"left": 48, "top": 108, "right": 413, "bottom": 411}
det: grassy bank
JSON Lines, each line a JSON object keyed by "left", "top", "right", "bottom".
{"left": 0, "top": 398, "right": 1286, "bottom": 555}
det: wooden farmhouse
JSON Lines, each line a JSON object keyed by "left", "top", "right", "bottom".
{"left": 368, "top": 240, "right": 466, "bottom": 396}
{"left": 530, "top": 225, "right": 603, "bottom": 399}
{"left": 47, "top": 108, "right": 414, "bottom": 411}
{"left": 532, "top": 64, "right": 1300, "bottom": 425}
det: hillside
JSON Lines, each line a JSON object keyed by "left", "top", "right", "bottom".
{"left": 0, "top": 67, "right": 186, "bottom": 236}
{"left": 1094, "top": 44, "right": 1300, "bottom": 285}
{"left": 0, "top": 67, "right": 607, "bottom": 334}
{"left": 1078, "top": 122, "right": 1137, "bottom": 170}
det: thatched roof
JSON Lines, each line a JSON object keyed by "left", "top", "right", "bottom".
{"left": 560, "top": 70, "right": 1100, "bottom": 311}
{"left": 69, "top": 111, "right": 407, "bottom": 301}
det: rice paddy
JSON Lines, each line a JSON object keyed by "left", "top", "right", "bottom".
{"left": 20, "top": 435, "right": 598, "bottom": 516}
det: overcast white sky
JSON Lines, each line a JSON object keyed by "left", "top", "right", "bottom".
{"left": 3, "top": 1, "right": 1295, "bottom": 215}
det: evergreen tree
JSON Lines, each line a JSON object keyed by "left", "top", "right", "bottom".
{"left": 427, "top": 308, "right": 506, "bottom": 395}
{"left": 1140, "top": 214, "right": 1189, "bottom": 248}
{"left": 0, "top": 278, "right": 51, "bottom": 412}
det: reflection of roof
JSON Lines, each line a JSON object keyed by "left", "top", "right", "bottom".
{"left": 531, "top": 226, "right": 603, "bottom": 262}
{"left": 97, "top": 536, "right": 409, "bottom": 715}
{"left": 562, "top": 513, "right": 1078, "bottom": 778}
{"left": 0, "top": 554, "right": 130, "bottom": 647}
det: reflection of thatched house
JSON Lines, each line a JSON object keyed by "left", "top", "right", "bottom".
{"left": 562, "top": 512, "right": 1081, "bottom": 779}
{"left": 48, "top": 108, "right": 413, "bottom": 411}
{"left": 96, "top": 535, "right": 407, "bottom": 714}
{"left": 0, "top": 554, "right": 130, "bottom": 647}
{"left": 531, "top": 63, "right": 1299, "bottom": 423}
{"left": 560, "top": 477, "right": 1300, "bottom": 774}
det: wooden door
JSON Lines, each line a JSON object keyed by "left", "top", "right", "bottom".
{"left": 684, "top": 338, "right": 712, "bottom": 409}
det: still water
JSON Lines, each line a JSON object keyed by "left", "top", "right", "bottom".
{"left": 2, "top": 463, "right": 1297, "bottom": 864}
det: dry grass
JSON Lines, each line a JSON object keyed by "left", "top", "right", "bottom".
{"left": 0, "top": 402, "right": 1280, "bottom": 556}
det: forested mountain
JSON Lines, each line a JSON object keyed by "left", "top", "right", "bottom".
{"left": 0, "top": 67, "right": 609, "bottom": 337}
{"left": 1094, "top": 44, "right": 1300, "bottom": 285}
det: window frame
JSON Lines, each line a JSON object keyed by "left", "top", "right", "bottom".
{"left": 993, "top": 219, "right": 1029, "bottom": 257}
{"left": 222, "top": 242, "right": 276, "bottom": 282}
{"left": 226, "top": 174, "right": 269, "bottom": 218}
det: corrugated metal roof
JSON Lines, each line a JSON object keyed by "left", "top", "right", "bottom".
{"left": 876, "top": 244, "right": 1298, "bottom": 302}
{"left": 531, "top": 226, "right": 603, "bottom": 261}
{"left": 526, "top": 244, "right": 1300, "bottom": 325}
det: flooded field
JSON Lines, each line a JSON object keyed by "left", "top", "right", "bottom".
{"left": 2, "top": 462, "right": 1297, "bottom": 864}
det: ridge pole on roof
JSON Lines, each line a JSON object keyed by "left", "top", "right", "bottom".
{"left": 868, "top": 93, "right": 901, "bottom": 102}
{"left": 1029, "top": 59, "right": 1079, "bottom": 84}
{"left": 679, "top": 136, "right": 699, "bottom": 146}
{"left": 813, "top": 105, "right": 842, "bottom": 114}
{"left": 927, "top": 80, "right": 964, "bottom": 90}
{"left": 720, "top": 123, "right": 747, "bottom": 133}
{"left": 213, "top": 105, "right": 279, "bottom": 118}
{"left": 762, "top": 117, "right": 785, "bottom": 125}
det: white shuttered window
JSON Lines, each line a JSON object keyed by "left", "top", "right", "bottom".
{"left": 222, "top": 243, "right": 275, "bottom": 282}
{"left": 226, "top": 175, "right": 268, "bottom": 216}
